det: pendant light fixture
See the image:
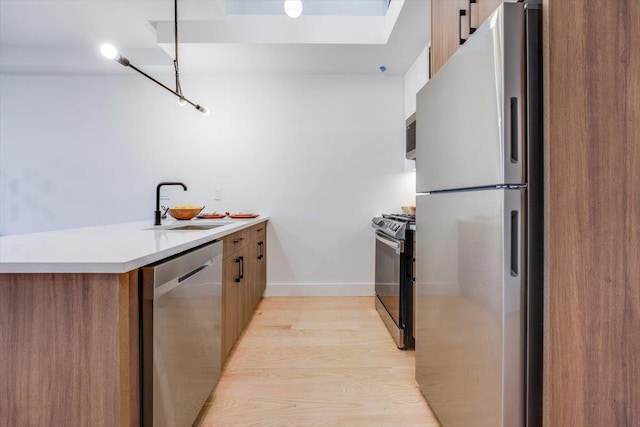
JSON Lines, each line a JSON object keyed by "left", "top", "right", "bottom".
{"left": 284, "top": 0, "right": 303, "bottom": 18}
{"left": 100, "top": 0, "right": 208, "bottom": 115}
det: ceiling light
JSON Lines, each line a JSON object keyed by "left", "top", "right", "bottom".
{"left": 284, "top": 0, "right": 303, "bottom": 18}
{"left": 100, "top": 0, "right": 208, "bottom": 116}
{"left": 100, "top": 43, "right": 118, "bottom": 60}
{"left": 100, "top": 43, "right": 129, "bottom": 66}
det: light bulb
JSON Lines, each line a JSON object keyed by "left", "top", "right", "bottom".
{"left": 100, "top": 43, "right": 129, "bottom": 66}
{"left": 178, "top": 97, "right": 187, "bottom": 106}
{"left": 284, "top": 0, "right": 302, "bottom": 18}
{"left": 196, "top": 105, "right": 210, "bottom": 115}
{"left": 100, "top": 43, "right": 118, "bottom": 59}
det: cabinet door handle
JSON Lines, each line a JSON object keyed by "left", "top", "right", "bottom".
{"left": 233, "top": 237, "right": 245, "bottom": 244}
{"left": 239, "top": 256, "right": 244, "bottom": 279}
{"left": 235, "top": 256, "right": 243, "bottom": 282}
{"left": 258, "top": 241, "right": 264, "bottom": 259}
{"left": 257, "top": 228, "right": 264, "bottom": 232}
{"left": 468, "top": 0, "right": 477, "bottom": 35}
{"left": 459, "top": 9, "right": 467, "bottom": 45}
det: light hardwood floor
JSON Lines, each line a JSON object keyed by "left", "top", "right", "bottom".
{"left": 197, "top": 297, "right": 439, "bottom": 427}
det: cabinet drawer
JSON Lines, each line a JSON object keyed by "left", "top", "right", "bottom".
{"left": 224, "top": 229, "right": 249, "bottom": 258}
{"left": 249, "top": 222, "right": 267, "bottom": 242}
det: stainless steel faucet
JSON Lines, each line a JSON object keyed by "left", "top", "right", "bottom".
{"left": 155, "top": 182, "right": 187, "bottom": 225}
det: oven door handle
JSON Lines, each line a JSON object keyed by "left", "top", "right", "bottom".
{"left": 376, "top": 232, "right": 404, "bottom": 255}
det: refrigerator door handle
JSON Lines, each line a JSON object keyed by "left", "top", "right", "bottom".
{"left": 505, "top": 192, "right": 524, "bottom": 281}
{"left": 510, "top": 210, "right": 519, "bottom": 276}
{"left": 510, "top": 97, "right": 519, "bottom": 164}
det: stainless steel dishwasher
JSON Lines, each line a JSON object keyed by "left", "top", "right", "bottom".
{"left": 141, "top": 241, "right": 223, "bottom": 427}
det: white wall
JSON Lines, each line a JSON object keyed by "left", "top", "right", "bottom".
{"left": 401, "top": 42, "right": 430, "bottom": 175}
{"left": 404, "top": 42, "right": 430, "bottom": 119}
{"left": 0, "top": 73, "right": 414, "bottom": 294}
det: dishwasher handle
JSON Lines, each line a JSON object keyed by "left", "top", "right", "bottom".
{"left": 153, "top": 260, "right": 213, "bottom": 299}
{"left": 141, "top": 241, "right": 223, "bottom": 301}
{"left": 178, "top": 261, "right": 211, "bottom": 283}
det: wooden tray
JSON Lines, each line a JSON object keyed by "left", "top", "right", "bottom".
{"left": 228, "top": 213, "right": 259, "bottom": 219}
{"left": 197, "top": 213, "right": 227, "bottom": 219}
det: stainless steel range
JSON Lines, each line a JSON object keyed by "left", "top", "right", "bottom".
{"left": 372, "top": 214, "right": 415, "bottom": 349}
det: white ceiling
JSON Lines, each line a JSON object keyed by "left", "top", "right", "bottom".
{"left": 219, "top": 0, "right": 391, "bottom": 16}
{"left": 0, "top": 0, "right": 430, "bottom": 75}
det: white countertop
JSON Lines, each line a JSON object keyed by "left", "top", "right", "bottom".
{"left": 0, "top": 216, "right": 268, "bottom": 274}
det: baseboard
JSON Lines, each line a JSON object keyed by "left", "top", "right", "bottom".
{"left": 264, "top": 283, "right": 374, "bottom": 297}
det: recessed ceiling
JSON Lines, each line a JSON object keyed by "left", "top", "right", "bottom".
{"left": 220, "top": 0, "right": 391, "bottom": 16}
{"left": 0, "top": 0, "right": 430, "bottom": 75}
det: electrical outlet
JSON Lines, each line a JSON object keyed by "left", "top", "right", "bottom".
{"left": 214, "top": 189, "right": 222, "bottom": 200}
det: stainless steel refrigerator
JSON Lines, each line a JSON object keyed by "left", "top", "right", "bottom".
{"left": 414, "top": 3, "right": 542, "bottom": 427}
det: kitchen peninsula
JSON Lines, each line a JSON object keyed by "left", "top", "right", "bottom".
{"left": 0, "top": 216, "right": 268, "bottom": 426}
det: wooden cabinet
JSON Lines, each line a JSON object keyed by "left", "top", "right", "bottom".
{"left": 221, "top": 221, "right": 268, "bottom": 361}
{"left": 257, "top": 238, "right": 266, "bottom": 296}
{"left": 223, "top": 227, "right": 249, "bottom": 259}
{"left": 545, "top": 1, "right": 640, "bottom": 425}
{"left": 430, "top": 0, "right": 517, "bottom": 76}
{"left": 476, "top": 0, "right": 509, "bottom": 25}
{"left": 222, "top": 251, "right": 241, "bottom": 359}
{"left": 253, "top": 224, "right": 267, "bottom": 299}
{"left": 431, "top": 0, "right": 468, "bottom": 76}
{"left": 0, "top": 272, "right": 140, "bottom": 427}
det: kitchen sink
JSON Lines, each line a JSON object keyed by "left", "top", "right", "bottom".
{"left": 169, "top": 224, "right": 223, "bottom": 231}
{"left": 144, "top": 222, "right": 230, "bottom": 231}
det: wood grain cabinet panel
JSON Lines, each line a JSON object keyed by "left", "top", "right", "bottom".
{"left": 236, "top": 246, "right": 251, "bottom": 335}
{"left": 544, "top": 0, "right": 640, "bottom": 425}
{"left": 222, "top": 244, "right": 251, "bottom": 361}
{"left": 248, "top": 237, "right": 266, "bottom": 312}
{"left": 0, "top": 272, "right": 139, "bottom": 427}
{"left": 221, "top": 221, "right": 268, "bottom": 362}
{"left": 430, "top": 0, "right": 517, "bottom": 76}
{"left": 257, "top": 235, "right": 267, "bottom": 297}
{"left": 246, "top": 241, "right": 258, "bottom": 318}
{"left": 476, "top": 0, "right": 512, "bottom": 27}
{"left": 222, "top": 254, "right": 241, "bottom": 360}
{"left": 223, "top": 229, "right": 249, "bottom": 259}
{"left": 431, "top": 0, "right": 468, "bottom": 76}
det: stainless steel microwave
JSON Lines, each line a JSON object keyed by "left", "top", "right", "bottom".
{"left": 406, "top": 113, "right": 416, "bottom": 160}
